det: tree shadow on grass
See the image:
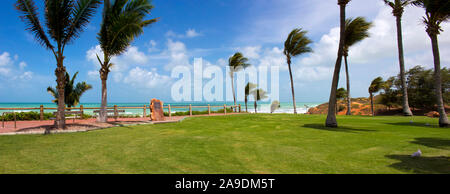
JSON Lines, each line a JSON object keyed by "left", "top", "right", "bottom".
{"left": 386, "top": 155, "right": 450, "bottom": 174}
{"left": 385, "top": 121, "right": 442, "bottom": 129}
{"left": 302, "top": 124, "right": 376, "bottom": 133}
{"left": 411, "top": 137, "right": 450, "bottom": 150}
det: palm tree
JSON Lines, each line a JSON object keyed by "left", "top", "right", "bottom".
{"left": 15, "top": 0, "right": 100, "bottom": 129}
{"left": 343, "top": 17, "right": 372, "bottom": 115}
{"left": 251, "top": 88, "right": 268, "bottom": 113}
{"left": 326, "top": 0, "right": 351, "bottom": 127}
{"left": 270, "top": 101, "right": 281, "bottom": 113}
{"left": 369, "top": 77, "right": 384, "bottom": 116}
{"left": 283, "top": 28, "right": 313, "bottom": 114}
{"left": 384, "top": 0, "right": 413, "bottom": 116}
{"left": 229, "top": 52, "right": 251, "bottom": 110}
{"left": 336, "top": 87, "right": 347, "bottom": 114}
{"left": 245, "top": 82, "right": 257, "bottom": 112}
{"left": 412, "top": 0, "right": 450, "bottom": 127}
{"left": 96, "top": 0, "right": 157, "bottom": 122}
{"left": 47, "top": 71, "right": 92, "bottom": 109}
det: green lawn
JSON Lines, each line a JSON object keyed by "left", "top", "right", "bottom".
{"left": 0, "top": 114, "right": 449, "bottom": 174}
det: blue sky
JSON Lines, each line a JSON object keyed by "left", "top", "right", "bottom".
{"left": 0, "top": 0, "right": 449, "bottom": 103}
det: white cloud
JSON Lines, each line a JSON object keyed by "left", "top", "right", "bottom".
{"left": 147, "top": 40, "right": 159, "bottom": 52}
{"left": 19, "top": 62, "right": 27, "bottom": 70}
{"left": 186, "top": 29, "right": 201, "bottom": 38}
{"left": 0, "top": 52, "right": 13, "bottom": 66}
{"left": 124, "top": 67, "right": 171, "bottom": 88}
{"left": 166, "top": 29, "right": 202, "bottom": 38}
{"left": 240, "top": 46, "right": 261, "bottom": 59}
{"left": 164, "top": 39, "right": 190, "bottom": 70}
{"left": 295, "top": 66, "right": 333, "bottom": 81}
{"left": 0, "top": 51, "right": 34, "bottom": 81}
{"left": 86, "top": 45, "right": 150, "bottom": 82}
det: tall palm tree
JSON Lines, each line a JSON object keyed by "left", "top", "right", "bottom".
{"left": 47, "top": 71, "right": 93, "bottom": 109}
{"left": 343, "top": 17, "right": 372, "bottom": 115}
{"left": 229, "top": 52, "right": 251, "bottom": 110}
{"left": 245, "top": 82, "right": 257, "bottom": 112}
{"left": 412, "top": 0, "right": 450, "bottom": 127}
{"left": 384, "top": 0, "right": 413, "bottom": 116}
{"left": 96, "top": 0, "right": 157, "bottom": 122}
{"left": 369, "top": 77, "right": 384, "bottom": 116}
{"left": 251, "top": 88, "right": 268, "bottom": 113}
{"left": 15, "top": 0, "right": 100, "bottom": 129}
{"left": 283, "top": 28, "right": 313, "bottom": 114}
{"left": 326, "top": 0, "right": 351, "bottom": 127}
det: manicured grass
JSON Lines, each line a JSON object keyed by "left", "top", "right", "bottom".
{"left": 0, "top": 114, "right": 449, "bottom": 174}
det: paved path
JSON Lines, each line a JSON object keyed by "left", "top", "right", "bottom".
{"left": 0, "top": 113, "right": 243, "bottom": 135}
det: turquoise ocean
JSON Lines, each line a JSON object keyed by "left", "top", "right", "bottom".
{"left": 0, "top": 102, "right": 321, "bottom": 116}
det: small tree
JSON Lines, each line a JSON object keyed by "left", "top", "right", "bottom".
{"left": 47, "top": 72, "right": 92, "bottom": 109}
{"left": 369, "top": 77, "right": 384, "bottom": 116}
{"left": 245, "top": 82, "right": 257, "bottom": 112}
{"left": 251, "top": 89, "right": 268, "bottom": 114}
{"left": 270, "top": 101, "right": 281, "bottom": 113}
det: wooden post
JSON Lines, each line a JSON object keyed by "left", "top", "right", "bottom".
{"left": 224, "top": 104, "right": 227, "bottom": 115}
{"left": 80, "top": 105, "right": 84, "bottom": 119}
{"left": 143, "top": 105, "right": 147, "bottom": 118}
{"left": 114, "top": 105, "right": 118, "bottom": 121}
{"left": 40, "top": 105, "right": 44, "bottom": 121}
{"left": 208, "top": 104, "right": 211, "bottom": 115}
{"left": 189, "top": 104, "right": 192, "bottom": 116}
{"left": 168, "top": 104, "right": 172, "bottom": 118}
{"left": 13, "top": 111, "right": 17, "bottom": 129}
{"left": 239, "top": 104, "right": 241, "bottom": 113}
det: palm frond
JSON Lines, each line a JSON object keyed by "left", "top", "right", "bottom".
{"left": 344, "top": 17, "right": 372, "bottom": 49}
{"left": 64, "top": 0, "right": 101, "bottom": 45}
{"left": 15, "top": 0, "right": 54, "bottom": 50}
{"left": 284, "top": 28, "right": 313, "bottom": 58}
{"left": 45, "top": 0, "right": 73, "bottom": 44}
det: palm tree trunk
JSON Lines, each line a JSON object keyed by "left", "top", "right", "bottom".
{"left": 370, "top": 93, "right": 374, "bottom": 116}
{"left": 326, "top": 1, "right": 347, "bottom": 127}
{"left": 395, "top": 15, "right": 413, "bottom": 116}
{"left": 287, "top": 59, "right": 297, "bottom": 114}
{"left": 344, "top": 55, "right": 351, "bottom": 115}
{"left": 54, "top": 55, "right": 66, "bottom": 129}
{"left": 231, "top": 73, "right": 237, "bottom": 108}
{"left": 254, "top": 101, "right": 257, "bottom": 114}
{"left": 245, "top": 97, "right": 248, "bottom": 112}
{"left": 429, "top": 33, "right": 449, "bottom": 127}
{"left": 99, "top": 77, "right": 108, "bottom": 122}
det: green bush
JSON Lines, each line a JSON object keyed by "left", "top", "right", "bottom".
{"left": 0, "top": 111, "right": 54, "bottom": 121}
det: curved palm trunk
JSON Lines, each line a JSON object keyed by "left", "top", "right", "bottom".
{"left": 395, "top": 15, "right": 413, "bottom": 116}
{"left": 344, "top": 55, "right": 352, "bottom": 115}
{"left": 429, "top": 33, "right": 449, "bottom": 127}
{"left": 287, "top": 59, "right": 297, "bottom": 114}
{"left": 54, "top": 54, "right": 66, "bottom": 129}
{"left": 326, "top": 1, "right": 347, "bottom": 127}
{"left": 254, "top": 101, "right": 257, "bottom": 114}
{"left": 98, "top": 77, "right": 108, "bottom": 122}
{"left": 370, "top": 92, "right": 374, "bottom": 116}
{"left": 231, "top": 73, "right": 237, "bottom": 108}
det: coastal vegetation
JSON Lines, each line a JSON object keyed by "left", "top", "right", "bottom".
{"left": 47, "top": 71, "right": 92, "bottom": 109}
{"left": 15, "top": 0, "right": 100, "bottom": 129}
{"left": 326, "top": 0, "right": 350, "bottom": 127}
{"left": 95, "top": 0, "right": 157, "bottom": 123}
{"left": 229, "top": 52, "right": 251, "bottom": 109}
{"left": 342, "top": 17, "right": 372, "bottom": 115}
{"left": 1, "top": 114, "right": 448, "bottom": 174}
{"left": 412, "top": 0, "right": 450, "bottom": 127}
{"left": 283, "top": 28, "right": 312, "bottom": 114}
{"left": 383, "top": 0, "right": 414, "bottom": 116}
